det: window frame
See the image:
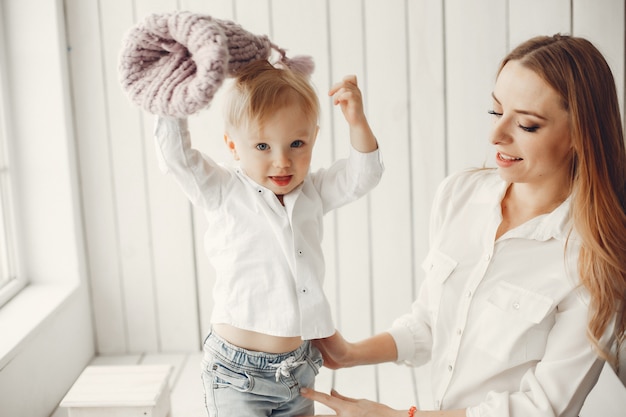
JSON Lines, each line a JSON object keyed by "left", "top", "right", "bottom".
{"left": 0, "top": 0, "right": 25, "bottom": 308}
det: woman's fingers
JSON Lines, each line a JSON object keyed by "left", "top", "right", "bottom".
{"left": 330, "top": 389, "right": 358, "bottom": 402}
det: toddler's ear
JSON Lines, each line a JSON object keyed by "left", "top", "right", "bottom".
{"left": 224, "top": 134, "right": 239, "bottom": 160}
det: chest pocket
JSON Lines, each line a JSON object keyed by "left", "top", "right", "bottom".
{"left": 421, "top": 250, "right": 458, "bottom": 324}
{"left": 475, "top": 281, "right": 555, "bottom": 363}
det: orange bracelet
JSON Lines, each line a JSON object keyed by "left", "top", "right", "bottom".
{"left": 408, "top": 406, "right": 417, "bottom": 417}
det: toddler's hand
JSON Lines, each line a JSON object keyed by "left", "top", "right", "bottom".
{"left": 329, "top": 75, "right": 368, "bottom": 127}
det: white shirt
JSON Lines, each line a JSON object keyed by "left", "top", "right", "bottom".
{"left": 389, "top": 169, "right": 607, "bottom": 417}
{"left": 154, "top": 117, "right": 383, "bottom": 340}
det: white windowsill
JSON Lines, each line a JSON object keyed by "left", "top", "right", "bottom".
{"left": 0, "top": 282, "right": 79, "bottom": 370}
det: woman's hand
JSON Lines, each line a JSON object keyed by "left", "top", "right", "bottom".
{"left": 313, "top": 331, "right": 354, "bottom": 369}
{"left": 314, "top": 331, "right": 399, "bottom": 369}
{"left": 299, "top": 388, "right": 406, "bottom": 417}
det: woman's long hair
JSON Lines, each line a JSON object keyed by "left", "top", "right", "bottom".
{"left": 500, "top": 35, "right": 626, "bottom": 365}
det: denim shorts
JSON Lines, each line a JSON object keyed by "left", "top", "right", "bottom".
{"left": 201, "top": 329, "right": 323, "bottom": 417}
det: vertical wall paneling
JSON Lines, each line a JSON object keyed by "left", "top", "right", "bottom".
{"left": 99, "top": 0, "right": 160, "bottom": 353}
{"left": 364, "top": 0, "right": 413, "bottom": 339}
{"left": 508, "top": 0, "right": 571, "bottom": 49}
{"left": 444, "top": 0, "right": 507, "bottom": 173}
{"left": 234, "top": 0, "right": 271, "bottom": 35}
{"left": 407, "top": 0, "right": 447, "bottom": 292}
{"left": 364, "top": 0, "right": 416, "bottom": 408}
{"left": 406, "top": 0, "right": 447, "bottom": 409}
{"left": 327, "top": 0, "right": 378, "bottom": 402}
{"left": 181, "top": 0, "right": 233, "bottom": 16}
{"left": 134, "top": 0, "right": 201, "bottom": 351}
{"left": 66, "top": 0, "right": 127, "bottom": 353}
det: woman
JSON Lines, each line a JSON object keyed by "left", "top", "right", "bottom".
{"left": 300, "top": 34, "right": 626, "bottom": 417}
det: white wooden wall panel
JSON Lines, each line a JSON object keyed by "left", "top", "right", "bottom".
{"left": 66, "top": 0, "right": 127, "bottom": 353}
{"left": 363, "top": 0, "right": 417, "bottom": 407}
{"left": 99, "top": 0, "right": 160, "bottom": 353}
{"left": 365, "top": 0, "right": 414, "bottom": 336}
{"left": 508, "top": 0, "right": 571, "bottom": 49}
{"left": 406, "top": 0, "right": 447, "bottom": 409}
{"left": 325, "top": 0, "right": 380, "bottom": 402}
{"left": 135, "top": 0, "right": 202, "bottom": 352}
{"left": 407, "top": 0, "right": 446, "bottom": 293}
{"left": 445, "top": 0, "right": 508, "bottom": 173}
{"left": 65, "top": 0, "right": 625, "bottom": 411}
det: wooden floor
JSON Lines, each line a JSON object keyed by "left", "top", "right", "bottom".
{"left": 52, "top": 352, "right": 626, "bottom": 417}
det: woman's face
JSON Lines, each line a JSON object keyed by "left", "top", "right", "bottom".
{"left": 489, "top": 60, "right": 573, "bottom": 190}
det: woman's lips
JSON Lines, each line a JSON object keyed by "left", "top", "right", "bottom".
{"left": 496, "top": 152, "right": 522, "bottom": 167}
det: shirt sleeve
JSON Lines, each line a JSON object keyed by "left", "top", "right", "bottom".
{"left": 153, "top": 116, "right": 232, "bottom": 210}
{"left": 311, "top": 146, "right": 384, "bottom": 214}
{"left": 387, "top": 176, "right": 455, "bottom": 366}
{"left": 388, "top": 292, "right": 433, "bottom": 366}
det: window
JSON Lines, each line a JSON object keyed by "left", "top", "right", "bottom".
{"left": 0, "top": 1, "right": 24, "bottom": 308}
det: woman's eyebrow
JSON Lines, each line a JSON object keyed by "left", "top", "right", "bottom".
{"left": 491, "top": 92, "right": 548, "bottom": 120}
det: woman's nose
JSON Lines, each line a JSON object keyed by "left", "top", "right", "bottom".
{"left": 490, "top": 117, "right": 512, "bottom": 145}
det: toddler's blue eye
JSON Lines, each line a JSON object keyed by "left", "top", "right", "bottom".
{"left": 291, "top": 140, "right": 304, "bottom": 148}
{"left": 256, "top": 143, "right": 269, "bottom": 151}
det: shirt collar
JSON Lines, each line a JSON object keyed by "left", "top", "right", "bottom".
{"left": 481, "top": 173, "right": 574, "bottom": 242}
{"left": 234, "top": 166, "right": 304, "bottom": 213}
{"left": 507, "top": 197, "right": 573, "bottom": 242}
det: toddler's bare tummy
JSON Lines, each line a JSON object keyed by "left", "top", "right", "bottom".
{"left": 212, "top": 323, "right": 303, "bottom": 353}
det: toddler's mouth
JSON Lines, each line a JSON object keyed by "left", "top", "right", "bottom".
{"left": 270, "top": 176, "right": 293, "bottom": 187}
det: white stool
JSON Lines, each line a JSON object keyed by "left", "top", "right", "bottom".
{"left": 60, "top": 365, "right": 172, "bottom": 417}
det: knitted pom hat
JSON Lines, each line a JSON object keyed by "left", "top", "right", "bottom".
{"left": 119, "top": 11, "right": 314, "bottom": 117}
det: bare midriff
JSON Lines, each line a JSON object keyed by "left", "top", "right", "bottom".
{"left": 212, "top": 323, "right": 303, "bottom": 354}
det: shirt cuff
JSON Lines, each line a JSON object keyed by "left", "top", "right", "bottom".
{"left": 387, "top": 326, "right": 415, "bottom": 363}
{"left": 349, "top": 145, "right": 383, "bottom": 163}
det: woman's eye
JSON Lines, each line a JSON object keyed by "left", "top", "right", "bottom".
{"left": 518, "top": 123, "right": 539, "bottom": 133}
{"left": 291, "top": 140, "right": 304, "bottom": 148}
{"left": 256, "top": 143, "right": 269, "bottom": 151}
{"left": 488, "top": 109, "right": 503, "bottom": 117}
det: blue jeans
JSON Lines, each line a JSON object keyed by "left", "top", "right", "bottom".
{"left": 201, "top": 329, "right": 323, "bottom": 417}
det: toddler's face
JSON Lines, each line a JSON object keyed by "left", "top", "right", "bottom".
{"left": 226, "top": 105, "right": 318, "bottom": 202}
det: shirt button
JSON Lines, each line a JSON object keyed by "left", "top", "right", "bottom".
{"left": 466, "top": 290, "right": 472, "bottom": 298}
{"left": 300, "top": 287, "right": 308, "bottom": 294}
{"left": 297, "top": 250, "right": 304, "bottom": 256}
{"left": 513, "top": 302, "right": 520, "bottom": 310}
{"left": 485, "top": 253, "right": 491, "bottom": 261}
{"left": 448, "top": 364, "right": 453, "bottom": 372}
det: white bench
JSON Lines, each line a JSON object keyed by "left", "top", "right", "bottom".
{"left": 60, "top": 365, "right": 172, "bottom": 417}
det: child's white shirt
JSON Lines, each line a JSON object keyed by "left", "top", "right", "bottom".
{"left": 154, "top": 116, "right": 384, "bottom": 340}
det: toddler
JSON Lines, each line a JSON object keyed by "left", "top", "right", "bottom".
{"left": 153, "top": 59, "right": 383, "bottom": 416}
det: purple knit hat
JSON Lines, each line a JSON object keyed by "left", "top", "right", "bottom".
{"left": 119, "top": 11, "right": 314, "bottom": 117}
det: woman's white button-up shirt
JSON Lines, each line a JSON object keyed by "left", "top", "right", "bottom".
{"left": 154, "top": 117, "right": 383, "bottom": 340}
{"left": 389, "top": 169, "right": 608, "bottom": 417}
